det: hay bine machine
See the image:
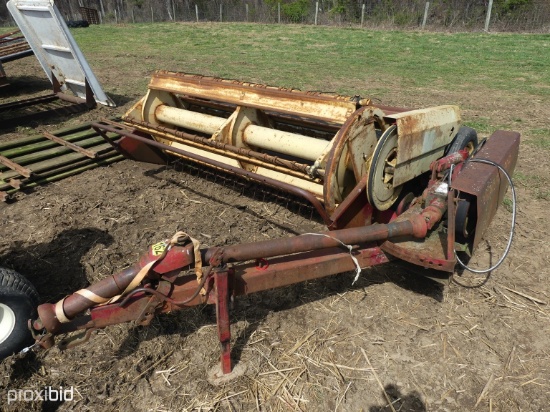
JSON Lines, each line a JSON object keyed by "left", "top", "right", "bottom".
{"left": 28, "top": 71, "right": 519, "bottom": 378}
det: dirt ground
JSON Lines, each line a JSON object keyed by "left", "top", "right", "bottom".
{"left": 0, "top": 47, "right": 549, "bottom": 412}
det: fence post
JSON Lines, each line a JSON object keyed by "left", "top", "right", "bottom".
{"left": 220, "top": 3, "right": 222, "bottom": 22}
{"left": 98, "top": 0, "right": 105, "bottom": 19}
{"left": 114, "top": 9, "right": 117, "bottom": 24}
{"left": 278, "top": 2, "right": 281, "bottom": 24}
{"left": 422, "top": 2, "right": 429, "bottom": 29}
{"left": 151, "top": 6, "right": 154, "bottom": 23}
{"left": 246, "top": 4, "right": 249, "bottom": 22}
{"left": 361, "top": 3, "right": 365, "bottom": 27}
{"left": 173, "top": 0, "right": 176, "bottom": 21}
{"left": 131, "top": 8, "right": 135, "bottom": 24}
{"left": 195, "top": 4, "right": 199, "bottom": 22}
{"left": 315, "top": 2, "right": 318, "bottom": 25}
{"left": 484, "top": 0, "right": 493, "bottom": 32}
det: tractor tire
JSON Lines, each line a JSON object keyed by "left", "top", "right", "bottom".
{"left": 0, "top": 267, "right": 39, "bottom": 359}
{"left": 446, "top": 126, "right": 478, "bottom": 155}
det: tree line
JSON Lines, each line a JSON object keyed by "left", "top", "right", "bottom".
{"left": 1, "top": 0, "right": 549, "bottom": 31}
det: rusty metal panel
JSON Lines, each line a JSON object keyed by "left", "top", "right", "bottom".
{"left": 450, "top": 130, "right": 520, "bottom": 250}
{"left": 380, "top": 203, "right": 456, "bottom": 272}
{"left": 0, "top": 30, "right": 32, "bottom": 63}
{"left": 148, "top": 71, "right": 357, "bottom": 123}
{"left": 388, "top": 105, "right": 460, "bottom": 186}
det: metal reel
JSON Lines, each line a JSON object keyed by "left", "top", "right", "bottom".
{"left": 366, "top": 125, "right": 402, "bottom": 211}
{"left": 323, "top": 106, "right": 380, "bottom": 215}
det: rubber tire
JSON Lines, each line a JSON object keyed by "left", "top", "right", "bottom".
{"left": 0, "top": 268, "right": 39, "bottom": 359}
{"left": 446, "top": 126, "right": 478, "bottom": 155}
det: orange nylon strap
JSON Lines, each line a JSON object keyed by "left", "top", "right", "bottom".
{"left": 58, "top": 231, "right": 203, "bottom": 316}
{"left": 75, "top": 288, "right": 109, "bottom": 304}
{"left": 108, "top": 231, "right": 203, "bottom": 303}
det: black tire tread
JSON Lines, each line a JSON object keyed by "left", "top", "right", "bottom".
{"left": 446, "top": 126, "right": 478, "bottom": 155}
{"left": 0, "top": 268, "right": 39, "bottom": 359}
{"left": 0, "top": 267, "right": 39, "bottom": 306}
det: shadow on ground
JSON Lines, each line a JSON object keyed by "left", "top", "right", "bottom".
{"left": 369, "top": 384, "right": 427, "bottom": 411}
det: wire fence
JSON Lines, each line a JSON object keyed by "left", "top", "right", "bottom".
{"left": 2, "top": 1, "right": 550, "bottom": 32}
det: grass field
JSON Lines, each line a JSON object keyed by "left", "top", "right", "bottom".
{"left": 67, "top": 23, "right": 550, "bottom": 139}
{"left": 70, "top": 23, "right": 550, "bottom": 102}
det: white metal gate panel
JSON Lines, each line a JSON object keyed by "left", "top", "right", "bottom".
{"left": 7, "top": 0, "right": 115, "bottom": 107}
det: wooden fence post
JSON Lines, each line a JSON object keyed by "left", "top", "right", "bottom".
{"left": 195, "top": 4, "right": 199, "bottom": 22}
{"left": 220, "top": 3, "right": 223, "bottom": 22}
{"left": 246, "top": 4, "right": 249, "bottom": 22}
{"left": 278, "top": 2, "right": 281, "bottom": 24}
{"left": 361, "top": 3, "right": 365, "bottom": 27}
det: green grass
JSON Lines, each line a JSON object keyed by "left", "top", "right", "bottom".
{"left": 69, "top": 23, "right": 550, "bottom": 100}
{"left": 502, "top": 197, "right": 513, "bottom": 212}
{"left": 526, "top": 136, "right": 550, "bottom": 150}
{"left": 511, "top": 172, "right": 549, "bottom": 201}
{"left": 463, "top": 118, "right": 493, "bottom": 134}
{"left": 524, "top": 128, "right": 550, "bottom": 151}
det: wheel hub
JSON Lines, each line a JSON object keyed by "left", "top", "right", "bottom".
{"left": 0, "top": 303, "right": 16, "bottom": 345}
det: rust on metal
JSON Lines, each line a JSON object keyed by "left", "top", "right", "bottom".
{"left": 233, "top": 246, "right": 389, "bottom": 295}
{"left": 450, "top": 130, "right": 520, "bottom": 250}
{"left": 204, "top": 215, "right": 427, "bottom": 265}
{"left": 8, "top": 178, "right": 22, "bottom": 189}
{"left": 92, "top": 120, "right": 333, "bottom": 226}
{"left": 122, "top": 117, "right": 317, "bottom": 179}
{"left": 42, "top": 130, "right": 98, "bottom": 158}
{"left": 323, "top": 106, "right": 380, "bottom": 214}
{"left": 34, "top": 180, "right": 449, "bottom": 337}
{"left": 0, "top": 122, "right": 124, "bottom": 201}
{"left": 0, "top": 29, "right": 32, "bottom": 62}
{"left": 0, "top": 30, "right": 21, "bottom": 40}
{"left": 0, "top": 94, "right": 58, "bottom": 111}
{"left": 328, "top": 176, "right": 373, "bottom": 230}
{"left": 121, "top": 71, "right": 467, "bottom": 223}
{"left": 215, "top": 270, "right": 232, "bottom": 373}
{"left": 26, "top": 70, "right": 522, "bottom": 378}
{"left": 0, "top": 154, "right": 32, "bottom": 177}
{"left": 387, "top": 105, "right": 461, "bottom": 187}
{"left": 149, "top": 70, "right": 359, "bottom": 123}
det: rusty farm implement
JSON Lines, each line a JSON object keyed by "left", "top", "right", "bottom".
{"left": 6, "top": 70, "right": 518, "bottom": 379}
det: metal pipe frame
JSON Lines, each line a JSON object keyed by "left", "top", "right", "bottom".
{"left": 122, "top": 118, "right": 320, "bottom": 178}
{"left": 92, "top": 121, "right": 332, "bottom": 225}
